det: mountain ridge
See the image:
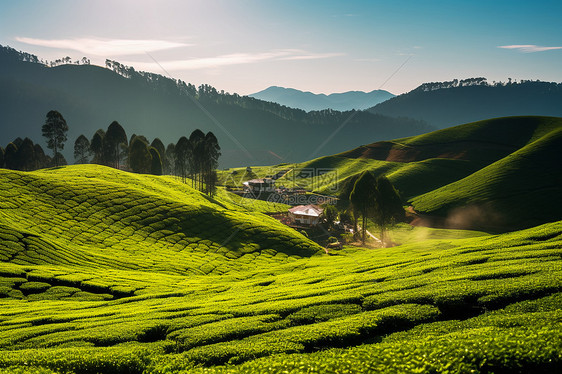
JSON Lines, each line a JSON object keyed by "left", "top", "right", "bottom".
{"left": 249, "top": 86, "right": 394, "bottom": 111}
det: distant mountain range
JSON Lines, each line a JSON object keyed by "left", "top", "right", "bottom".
{"left": 0, "top": 45, "right": 430, "bottom": 168}
{"left": 369, "top": 78, "right": 562, "bottom": 128}
{"left": 249, "top": 86, "right": 395, "bottom": 112}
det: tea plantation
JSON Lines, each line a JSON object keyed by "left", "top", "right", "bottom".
{"left": 0, "top": 165, "right": 561, "bottom": 373}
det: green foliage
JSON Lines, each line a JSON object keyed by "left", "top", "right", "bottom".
{"left": 0, "top": 164, "right": 561, "bottom": 373}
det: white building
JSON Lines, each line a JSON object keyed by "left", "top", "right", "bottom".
{"left": 288, "top": 205, "right": 323, "bottom": 226}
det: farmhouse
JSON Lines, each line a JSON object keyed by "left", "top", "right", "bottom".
{"left": 288, "top": 204, "right": 323, "bottom": 226}
{"left": 243, "top": 178, "right": 276, "bottom": 193}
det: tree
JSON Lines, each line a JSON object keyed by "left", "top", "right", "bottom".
{"left": 42, "top": 110, "right": 68, "bottom": 167}
{"left": 166, "top": 143, "right": 176, "bottom": 175}
{"left": 151, "top": 138, "right": 167, "bottom": 174}
{"left": 188, "top": 129, "right": 205, "bottom": 188}
{"left": 17, "top": 137, "right": 35, "bottom": 171}
{"left": 128, "top": 136, "right": 152, "bottom": 174}
{"left": 74, "top": 135, "right": 91, "bottom": 164}
{"left": 350, "top": 171, "right": 378, "bottom": 245}
{"left": 322, "top": 205, "right": 338, "bottom": 229}
{"left": 90, "top": 129, "right": 105, "bottom": 164}
{"left": 373, "top": 175, "right": 404, "bottom": 246}
{"left": 0, "top": 146, "right": 4, "bottom": 168}
{"left": 174, "top": 136, "right": 191, "bottom": 183}
{"left": 51, "top": 152, "right": 67, "bottom": 167}
{"left": 4, "top": 143, "right": 18, "bottom": 170}
{"left": 202, "top": 131, "right": 221, "bottom": 194}
{"left": 149, "top": 147, "right": 163, "bottom": 175}
{"left": 33, "top": 144, "right": 48, "bottom": 170}
{"left": 104, "top": 121, "right": 127, "bottom": 168}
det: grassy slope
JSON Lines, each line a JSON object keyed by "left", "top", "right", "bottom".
{"left": 0, "top": 213, "right": 560, "bottom": 372}
{"left": 410, "top": 120, "right": 562, "bottom": 230}
{"left": 0, "top": 165, "right": 320, "bottom": 276}
{"left": 228, "top": 117, "right": 561, "bottom": 231}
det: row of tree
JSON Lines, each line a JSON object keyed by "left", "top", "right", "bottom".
{"left": 1, "top": 110, "right": 221, "bottom": 196}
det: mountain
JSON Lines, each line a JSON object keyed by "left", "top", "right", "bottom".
{"left": 369, "top": 78, "right": 562, "bottom": 129}
{"left": 249, "top": 86, "right": 395, "bottom": 111}
{"left": 0, "top": 45, "right": 430, "bottom": 168}
{"left": 242, "top": 116, "right": 562, "bottom": 231}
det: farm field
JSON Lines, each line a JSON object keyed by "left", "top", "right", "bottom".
{"left": 0, "top": 164, "right": 561, "bottom": 373}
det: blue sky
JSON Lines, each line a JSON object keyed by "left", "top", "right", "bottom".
{"left": 1, "top": 0, "right": 561, "bottom": 95}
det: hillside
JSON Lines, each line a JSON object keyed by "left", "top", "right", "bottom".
{"left": 234, "top": 116, "right": 562, "bottom": 231}
{"left": 0, "top": 168, "right": 560, "bottom": 372}
{"left": 0, "top": 165, "right": 320, "bottom": 275}
{"left": 249, "top": 86, "right": 394, "bottom": 111}
{"left": 369, "top": 79, "right": 562, "bottom": 128}
{"left": 0, "top": 46, "right": 431, "bottom": 167}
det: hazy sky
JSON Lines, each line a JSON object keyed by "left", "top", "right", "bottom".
{"left": 1, "top": 0, "right": 561, "bottom": 95}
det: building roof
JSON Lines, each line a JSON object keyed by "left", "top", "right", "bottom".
{"left": 288, "top": 204, "right": 323, "bottom": 217}
{"left": 243, "top": 178, "right": 274, "bottom": 185}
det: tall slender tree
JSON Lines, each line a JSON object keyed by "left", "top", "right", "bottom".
{"left": 42, "top": 110, "right": 68, "bottom": 167}
{"left": 4, "top": 143, "right": 18, "bottom": 170}
{"left": 104, "top": 121, "right": 127, "bottom": 168}
{"left": 74, "top": 135, "right": 91, "bottom": 164}
{"left": 151, "top": 138, "right": 167, "bottom": 173}
{"left": 373, "top": 175, "right": 404, "bottom": 246}
{"left": 90, "top": 129, "right": 105, "bottom": 164}
{"left": 166, "top": 143, "right": 176, "bottom": 176}
{"left": 33, "top": 144, "right": 47, "bottom": 169}
{"left": 17, "top": 137, "right": 35, "bottom": 171}
{"left": 350, "top": 171, "right": 378, "bottom": 244}
{"left": 128, "top": 136, "right": 151, "bottom": 174}
{"left": 203, "top": 131, "right": 221, "bottom": 195}
{"left": 174, "top": 136, "right": 191, "bottom": 183}
{"left": 189, "top": 129, "right": 205, "bottom": 188}
{"left": 149, "top": 147, "right": 163, "bottom": 175}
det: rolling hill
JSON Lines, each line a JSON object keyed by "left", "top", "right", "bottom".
{"left": 0, "top": 45, "right": 430, "bottom": 168}
{"left": 249, "top": 86, "right": 394, "bottom": 111}
{"left": 368, "top": 79, "right": 562, "bottom": 128}
{"left": 229, "top": 116, "right": 562, "bottom": 231}
{"left": 0, "top": 163, "right": 560, "bottom": 372}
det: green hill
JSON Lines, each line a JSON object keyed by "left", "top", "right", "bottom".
{"left": 369, "top": 78, "right": 562, "bottom": 128}
{"left": 0, "top": 165, "right": 320, "bottom": 275}
{"left": 239, "top": 116, "right": 562, "bottom": 231}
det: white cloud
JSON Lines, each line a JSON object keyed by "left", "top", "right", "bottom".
{"left": 498, "top": 44, "right": 562, "bottom": 53}
{"left": 15, "top": 37, "right": 189, "bottom": 56}
{"left": 124, "top": 49, "right": 343, "bottom": 71}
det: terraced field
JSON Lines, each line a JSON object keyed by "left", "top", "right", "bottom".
{"left": 0, "top": 164, "right": 561, "bottom": 373}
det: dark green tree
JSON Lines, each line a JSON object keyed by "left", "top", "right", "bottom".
{"left": 74, "top": 135, "right": 91, "bottom": 164}
{"left": 189, "top": 129, "right": 205, "bottom": 188}
{"left": 373, "top": 175, "right": 405, "bottom": 246}
{"left": 128, "top": 136, "right": 151, "bottom": 174}
{"left": 151, "top": 138, "right": 167, "bottom": 173}
{"left": 33, "top": 144, "right": 48, "bottom": 169}
{"left": 50, "top": 152, "right": 67, "bottom": 167}
{"left": 166, "top": 143, "right": 176, "bottom": 175}
{"left": 4, "top": 143, "right": 18, "bottom": 170}
{"left": 17, "top": 137, "right": 35, "bottom": 171}
{"left": 0, "top": 146, "right": 4, "bottom": 168}
{"left": 90, "top": 129, "right": 105, "bottom": 164}
{"left": 203, "top": 131, "right": 221, "bottom": 195}
{"left": 174, "top": 136, "right": 191, "bottom": 183}
{"left": 149, "top": 147, "right": 163, "bottom": 175}
{"left": 42, "top": 110, "right": 68, "bottom": 167}
{"left": 322, "top": 205, "right": 338, "bottom": 229}
{"left": 350, "top": 171, "right": 378, "bottom": 245}
{"left": 104, "top": 121, "right": 127, "bottom": 168}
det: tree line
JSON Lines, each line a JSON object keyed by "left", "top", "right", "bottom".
{"left": 0, "top": 110, "right": 221, "bottom": 196}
